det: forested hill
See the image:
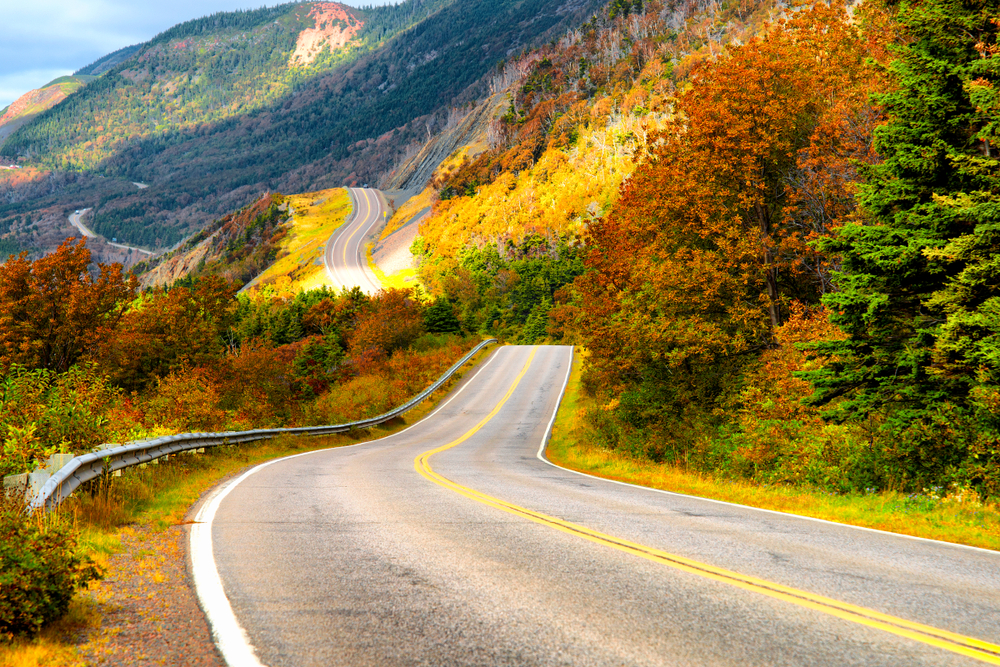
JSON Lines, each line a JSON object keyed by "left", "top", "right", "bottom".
{"left": 0, "top": 0, "right": 603, "bottom": 252}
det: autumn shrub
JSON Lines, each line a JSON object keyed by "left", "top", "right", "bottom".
{"left": 347, "top": 288, "right": 425, "bottom": 370}
{"left": 220, "top": 339, "right": 301, "bottom": 426}
{"left": 305, "top": 335, "right": 476, "bottom": 425}
{"left": 0, "top": 492, "right": 102, "bottom": 641}
{"left": 0, "top": 364, "right": 122, "bottom": 477}
{"left": 141, "top": 366, "right": 226, "bottom": 433}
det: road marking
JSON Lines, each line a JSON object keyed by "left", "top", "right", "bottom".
{"left": 415, "top": 347, "right": 1000, "bottom": 665}
{"left": 193, "top": 345, "right": 501, "bottom": 667}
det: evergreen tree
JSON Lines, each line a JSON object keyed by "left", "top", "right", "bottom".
{"left": 808, "top": 0, "right": 1000, "bottom": 480}
{"left": 424, "top": 298, "right": 462, "bottom": 334}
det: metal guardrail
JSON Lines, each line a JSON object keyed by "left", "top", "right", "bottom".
{"left": 30, "top": 339, "right": 497, "bottom": 512}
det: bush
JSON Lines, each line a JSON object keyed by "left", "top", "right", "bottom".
{"left": 0, "top": 492, "right": 102, "bottom": 640}
{"left": 0, "top": 364, "right": 122, "bottom": 478}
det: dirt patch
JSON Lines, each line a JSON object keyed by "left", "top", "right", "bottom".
{"left": 289, "top": 3, "right": 364, "bottom": 67}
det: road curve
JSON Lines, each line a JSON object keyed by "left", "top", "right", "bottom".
{"left": 197, "top": 346, "right": 1000, "bottom": 667}
{"left": 68, "top": 208, "right": 96, "bottom": 237}
{"left": 324, "top": 187, "right": 385, "bottom": 294}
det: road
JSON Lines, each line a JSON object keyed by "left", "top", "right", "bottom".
{"left": 194, "top": 346, "right": 1000, "bottom": 667}
{"left": 67, "top": 208, "right": 153, "bottom": 255}
{"left": 324, "top": 187, "right": 385, "bottom": 294}
{"left": 68, "top": 208, "right": 96, "bottom": 237}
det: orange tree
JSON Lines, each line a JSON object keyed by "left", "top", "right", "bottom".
{"left": 576, "top": 2, "right": 882, "bottom": 454}
{"left": 0, "top": 239, "right": 136, "bottom": 373}
{"left": 91, "top": 275, "right": 238, "bottom": 391}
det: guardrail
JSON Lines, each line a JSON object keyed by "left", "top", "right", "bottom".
{"left": 30, "top": 339, "right": 497, "bottom": 512}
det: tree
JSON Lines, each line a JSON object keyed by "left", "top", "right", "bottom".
{"left": 0, "top": 239, "right": 136, "bottom": 373}
{"left": 424, "top": 298, "right": 462, "bottom": 334}
{"left": 92, "top": 275, "right": 238, "bottom": 390}
{"left": 803, "top": 0, "right": 1000, "bottom": 491}
{"left": 579, "top": 2, "right": 872, "bottom": 399}
{"left": 809, "top": 0, "right": 1000, "bottom": 418}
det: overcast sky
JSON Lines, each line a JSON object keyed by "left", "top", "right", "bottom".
{"left": 0, "top": 0, "right": 396, "bottom": 110}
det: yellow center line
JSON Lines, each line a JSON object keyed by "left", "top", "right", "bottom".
{"left": 414, "top": 347, "right": 1000, "bottom": 665}
{"left": 342, "top": 188, "right": 371, "bottom": 268}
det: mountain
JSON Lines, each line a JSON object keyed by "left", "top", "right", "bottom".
{"left": 0, "top": 76, "right": 96, "bottom": 149}
{"left": 0, "top": 0, "right": 603, "bottom": 254}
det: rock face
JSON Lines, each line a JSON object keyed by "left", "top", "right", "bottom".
{"left": 289, "top": 3, "right": 364, "bottom": 67}
{"left": 381, "top": 94, "right": 509, "bottom": 192}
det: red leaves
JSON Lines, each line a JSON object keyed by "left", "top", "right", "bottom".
{"left": 0, "top": 239, "right": 137, "bottom": 373}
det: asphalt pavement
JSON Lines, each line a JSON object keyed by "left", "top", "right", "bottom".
{"left": 324, "top": 187, "right": 384, "bottom": 294}
{"left": 200, "top": 345, "right": 1000, "bottom": 666}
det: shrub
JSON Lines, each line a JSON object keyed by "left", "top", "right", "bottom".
{"left": 0, "top": 492, "right": 102, "bottom": 641}
{"left": 0, "top": 364, "right": 121, "bottom": 478}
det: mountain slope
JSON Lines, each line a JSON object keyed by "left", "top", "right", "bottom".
{"left": 0, "top": 76, "right": 95, "bottom": 149}
{"left": 0, "top": 0, "right": 603, "bottom": 254}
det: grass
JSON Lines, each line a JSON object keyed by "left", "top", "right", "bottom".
{"left": 379, "top": 184, "right": 435, "bottom": 242}
{"left": 545, "top": 348, "right": 1000, "bottom": 552}
{"left": 366, "top": 244, "right": 421, "bottom": 292}
{"left": 244, "top": 187, "right": 352, "bottom": 296}
{"left": 0, "top": 344, "right": 493, "bottom": 666}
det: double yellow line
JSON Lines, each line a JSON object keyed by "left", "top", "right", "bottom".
{"left": 414, "top": 346, "right": 1000, "bottom": 664}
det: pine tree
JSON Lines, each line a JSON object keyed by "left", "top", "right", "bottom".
{"left": 808, "top": 0, "right": 1000, "bottom": 475}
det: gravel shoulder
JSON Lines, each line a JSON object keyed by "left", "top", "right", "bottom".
{"left": 76, "top": 523, "right": 223, "bottom": 667}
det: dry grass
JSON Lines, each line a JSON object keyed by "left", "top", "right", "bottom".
{"left": 245, "top": 187, "right": 352, "bottom": 296}
{"left": 546, "top": 348, "right": 1000, "bottom": 552}
{"left": 366, "top": 245, "right": 420, "bottom": 292}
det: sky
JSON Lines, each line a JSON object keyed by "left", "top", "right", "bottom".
{"left": 0, "top": 0, "right": 396, "bottom": 110}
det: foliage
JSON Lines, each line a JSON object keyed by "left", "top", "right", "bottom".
{"left": 424, "top": 298, "right": 461, "bottom": 333}
{"left": 348, "top": 288, "right": 426, "bottom": 369}
{"left": 0, "top": 365, "right": 122, "bottom": 478}
{"left": 90, "top": 276, "right": 238, "bottom": 391}
{"left": 577, "top": 1, "right": 880, "bottom": 435}
{"left": 805, "top": 0, "right": 1000, "bottom": 494}
{"left": 0, "top": 493, "right": 102, "bottom": 640}
{"left": 0, "top": 239, "right": 136, "bottom": 373}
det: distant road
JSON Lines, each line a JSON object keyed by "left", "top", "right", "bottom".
{"left": 196, "top": 345, "right": 1000, "bottom": 667}
{"left": 323, "top": 187, "right": 385, "bottom": 294}
{"left": 68, "top": 208, "right": 96, "bottom": 237}
{"left": 67, "top": 208, "right": 153, "bottom": 255}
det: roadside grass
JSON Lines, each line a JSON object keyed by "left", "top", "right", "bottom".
{"left": 244, "top": 187, "right": 352, "bottom": 297}
{"left": 367, "top": 245, "right": 421, "bottom": 292}
{"left": 379, "top": 185, "right": 434, "bottom": 242}
{"left": 0, "top": 344, "right": 494, "bottom": 667}
{"left": 545, "top": 348, "right": 1000, "bottom": 552}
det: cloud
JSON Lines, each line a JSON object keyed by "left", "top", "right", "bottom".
{"left": 0, "top": 0, "right": 397, "bottom": 108}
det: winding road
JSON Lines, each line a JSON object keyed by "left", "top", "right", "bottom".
{"left": 67, "top": 208, "right": 153, "bottom": 255}
{"left": 192, "top": 345, "right": 1000, "bottom": 667}
{"left": 324, "top": 187, "right": 385, "bottom": 294}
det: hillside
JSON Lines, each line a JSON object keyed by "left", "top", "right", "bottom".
{"left": 0, "top": 76, "right": 95, "bottom": 149}
{"left": 0, "top": 0, "right": 603, "bottom": 256}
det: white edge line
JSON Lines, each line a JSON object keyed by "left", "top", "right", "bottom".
{"left": 191, "top": 346, "right": 503, "bottom": 667}
{"left": 536, "top": 347, "right": 999, "bottom": 557}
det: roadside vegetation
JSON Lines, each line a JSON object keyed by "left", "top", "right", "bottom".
{"left": 0, "top": 341, "right": 490, "bottom": 666}
{"left": 0, "top": 234, "right": 483, "bottom": 650}
{"left": 410, "top": 0, "right": 1000, "bottom": 511}
{"left": 547, "top": 351, "right": 1000, "bottom": 552}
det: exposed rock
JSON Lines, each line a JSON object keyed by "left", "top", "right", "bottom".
{"left": 290, "top": 3, "right": 364, "bottom": 67}
{"left": 381, "top": 94, "right": 509, "bottom": 192}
